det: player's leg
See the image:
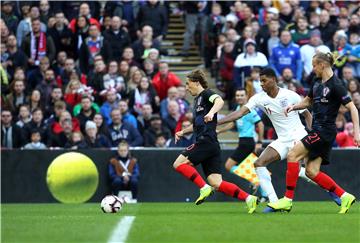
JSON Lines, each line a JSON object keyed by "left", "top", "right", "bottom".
{"left": 267, "top": 141, "right": 308, "bottom": 212}
{"left": 224, "top": 157, "right": 238, "bottom": 172}
{"left": 305, "top": 158, "right": 356, "bottom": 214}
{"left": 207, "top": 173, "right": 258, "bottom": 214}
{"left": 173, "top": 154, "right": 207, "bottom": 189}
{"left": 254, "top": 145, "right": 281, "bottom": 203}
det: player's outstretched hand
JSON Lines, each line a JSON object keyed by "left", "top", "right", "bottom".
{"left": 284, "top": 105, "right": 295, "bottom": 116}
{"left": 204, "top": 112, "right": 214, "bottom": 123}
{"left": 175, "top": 130, "right": 184, "bottom": 144}
{"left": 354, "top": 133, "right": 360, "bottom": 147}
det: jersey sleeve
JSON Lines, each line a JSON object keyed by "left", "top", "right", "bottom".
{"left": 334, "top": 82, "right": 352, "bottom": 106}
{"left": 203, "top": 89, "right": 221, "bottom": 103}
{"left": 307, "top": 81, "right": 314, "bottom": 99}
{"left": 292, "top": 91, "right": 306, "bottom": 113}
{"left": 250, "top": 110, "right": 262, "bottom": 123}
{"left": 244, "top": 94, "right": 260, "bottom": 111}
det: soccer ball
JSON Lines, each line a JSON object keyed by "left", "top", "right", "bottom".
{"left": 101, "top": 195, "right": 123, "bottom": 213}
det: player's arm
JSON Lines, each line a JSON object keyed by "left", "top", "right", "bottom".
{"left": 218, "top": 105, "right": 251, "bottom": 125}
{"left": 216, "top": 122, "right": 235, "bottom": 134}
{"left": 256, "top": 121, "right": 264, "bottom": 143}
{"left": 300, "top": 109, "right": 312, "bottom": 129}
{"left": 175, "top": 124, "right": 194, "bottom": 143}
{"left": 204, "top": 96, "right": 224, "bottom": 123}
{"left": 345, "top": 101, "right": 360, "bottom": 146}
{"left": 285, "top": 96, "right": 312, "bottom": 113}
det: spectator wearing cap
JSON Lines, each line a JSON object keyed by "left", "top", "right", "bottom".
{"left": 152, "top": 62, "right": 181, "bottom": 101}
{"left": 143, "top": 114, "right": 171, "bottom": 147}
{"left": 233, "top": 39, "right": 268, "bottom": 88}
{"left": 83, "top": 120, "right": 111, "bottom": 148}
{"left": 270, "top": 30, "right": 303, "bottom": 82}
{"left": 108, "top": 108, "right": 143, "bottom": 147}
{"left": 300, "top": 29, "right": 330, "bottom": 78}
{"left": 1, "top": 1, "right": 19, "bottom": 34}
{"left": 22, "top": 128, "right": 47, "bottom": 149}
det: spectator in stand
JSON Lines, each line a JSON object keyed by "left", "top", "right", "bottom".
{"left": 93, "top": 113, "right": 111, "bottom": 139}
{"left": 177, "top": 85, "right": 190, "bottom": 112}
{"left": 300, "top": 29, "right": 330, "bottom": 79}
{"left": 22, "top": 129, "right": 47, "bottom": 149}
{"left": 163, "top": 100, "right": 181, "bottom": 135}
{"left": 352, "top": 91, "right": 360, "bottom": 118}
{"left": 1, "top": 108, "right": 23, "bottom": 148}
{"left": 348, "top": 79, "right": 360, "bottom": 95}
{"left": 121, "top": 46, "right": 140, "bottom": 68}
{"left": 1, "top": 1, "right": 19, "bottom": 34}
{"left": 257, "top": 0, "right": 272, "bottom": 26}
{"left": 88, "top": 59, "right": 107, "bottom": 101}
{"left": 64, "top": 131, "right": 87, "bottom": 149}
{"left": 152, "top": 62, "right": 181, "bottom": 100}
{"left": 108, "top": 108, "right": 143, "bottom": 147}
{"left": 219, "top": 41, "right": 236, "bottom": 107}
{"left": 318, "top": 9, "right": 337, "bottom": 45}
{"left": 109, "top": 141, "right": 140, "bottom": 200}
{"left": 233, "top": 39, "right": 268, "bottom": 88}
{"left": 143, "top": 114, "right": 171, "bottom": 147}
{"left": 79, "top": 24, "right": 111, "bottom": 75}
{"left": 16, "top": 5, "right": 47, "bottom": 47}
{"left": 56, "top": 58, "right": 85, "bottom": 89}
{"left": 3, "top": 79, "right": 28, "bottom": 114}
{"left": 143, "top": 58, "right": 157, "bottom": 79}
{"left": 342, "top": 65, "right": 355, "bottom": 87}
{"left": 169, "top": 120, "right": 195, "bottom": 147}
{"left": 101, "top": 60, "right": 126, "bottom": 96}
{"left": 103, "top": 16, "right": 131, "bottom": 62}
{"left": 348, "top": 32, "right": 360, "bottom": 78}
{"left": 21, "top": 18, "right": 55, "bottom": 67}
{"left": 279, "top": 2, "right": 293, "bottom": 26}
{"left": 64, "top": 78, "right": 86, "bottom": 108}
{"left": 68, "top": 3, "right": 100, "bottom": 33}
{"left": 47, "top": 117, "right": 73, "bottom": 148}
{"left": 132, "top": 25, "right": 161, "bottom": 63}
{"left": 44, "top": 87, "right": 65, "bottom": 119}
{"left": 270, "top": 30, "right": 303, "bottom": 82}
{"left": 336, "top": 122, "right": 357, "bottom": 148}
{"left": 4, "top": 34, "right": 28, "bottom": 79}
{"left": 71, "top": 15, "right": 90, "bottom": 59}
{"left": 127, "top": 68, "right": 144, "bottom": 93}
{"left": 147, "top": 48, "right": 160, "bottom": 67}
{"left": 15, "top": 104, "right": 31, "bottom": 128}
{"left": 27, "top": 56, "right": 50, "bottom": 90}
{"left": 44, "top": 100, "right": 67, "bottom": 126}
{"left": 267, "top": 18, "right": 280, "bottom": 57}
{"left": 291, "top": 16, "right": 311, "bottom": 47}
{"left": 39, "top": 0, "right": 52, "bottom": 24}
{"left": 27, "top": 89, "right": 43, "bottom": 112}
{"left": 48, "top": 11, "right": 73, "bottom": 54}
{"left": 22, "top": 108, "right": 48, "bottom": 144}
{"left": 333, "top": 31, "right": 352, "bottom": 75}
{"left": 136, "top": 103, "right": 153, "bottom": 135}
{"left": 336, "top": 113, "right": 347, "bottom": 132}
{"left": 279, "top": 68, "right": 305, "bottom": 96}
{"left": 76, "top": 95, "right": 97, "bottom": 133}
{"left": 154, "top": 133, "right": 169, "bottom": 148}
{"left": 128, "top": 76, "right": 159, "bottom": 116}
{"left": 83, "top": 120, "right": 111, "bottom": 148}
{"left": 35, "top": 69, "right": 57, "bottom": 105}
{"left": 233, "top": 26, "right": 253, "bottom": 57}
{"left": 100, "top": 88, "right": 121, "bottom": 125}
{"left": 137, "top": 0, "right": 167, "bottom": 41}
{"left": 349, "top": 13, "right": 360, "bottom": 34}
{"left": 160, "top": 87, "right": 178, "bottom": 119}
{"left": 119, "top": 99, "right": 138, "bottom": 129}
{"left": 244, "top": 67, "right": 263, "bottom": 99}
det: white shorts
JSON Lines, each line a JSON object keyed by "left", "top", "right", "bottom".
{"left": 268, "top": 139, "right": 297, "bottom": 160}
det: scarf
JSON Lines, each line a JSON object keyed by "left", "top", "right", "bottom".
{"left": 110, "top": 156, "right": 137, "bottom": 176}
{"left": 134, "top": 88, "right": 149, "bottom": 107}
{"left": 31, "top": 32, "right": 47, "bottom": 62}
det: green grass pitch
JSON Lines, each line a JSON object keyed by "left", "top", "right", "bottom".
{"left": 2, "top": 202, "right": 359, "bottom": 243}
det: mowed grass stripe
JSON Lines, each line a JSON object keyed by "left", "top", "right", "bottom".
{"left": 2, "top": 202, "right": 359, "bottom": 243}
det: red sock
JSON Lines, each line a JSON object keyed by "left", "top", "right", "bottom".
{"left": 175, "top": 164, "right": 206, "bottom": 188}
{"left": 285, "top": 162, "right": 300, "bottom": 199}
{"left": 312, "top": 172, "right": 345, "bottom": 197}
{"left": 218, "top": 181, "right": 249, "bottom": 201}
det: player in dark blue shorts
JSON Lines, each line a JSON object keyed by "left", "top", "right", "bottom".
{"left": 173, "top": 69, "right": 259, "bottom": 213}
{"left": 268, "top": 52, "right": 360, "bottom": 214}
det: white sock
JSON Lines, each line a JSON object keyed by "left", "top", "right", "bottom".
{"left": 298, "top": 167, "right": 316, "bottom": 185}
{"left": 245, "top": 195, "right": 252, "bottom": 203}
{"left": 255, "top": 167, "right": 278, "bottom": 203}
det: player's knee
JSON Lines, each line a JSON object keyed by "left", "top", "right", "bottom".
{"left": 173, "top": 160, "right": 180, "bottom": 169}
{"left": 287, "top": 150, "right": 297, "bottom": 162}
{"left": 254, "top": 159, "right": 263, "bottom": 167}
{"left": 305, "top": 167, "right": 318, "bottom": 179}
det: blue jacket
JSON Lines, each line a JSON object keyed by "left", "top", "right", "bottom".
{"left": 270, "top": 42, "right": 303, "bottom": 81}
{"left": 122, "top": 112, "right": 138, "bottom": 129}
{"left": 108, "top": 122, "right": 143, "bottom": 147}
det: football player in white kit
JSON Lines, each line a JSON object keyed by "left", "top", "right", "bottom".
{"left": 218, "top": 68, "right": 340, "bottom": 212}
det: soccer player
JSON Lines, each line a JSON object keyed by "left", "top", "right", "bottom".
{"left": 217, "top": 88, "right": 264, "bottom": 189}
{"left": 218, "top": 68, "right": 340, "bottom": 212}
{"left": 268, "top": 52, "right": 359, "bottom": 214}
{"left": 173, "top": 69, "right": 259, "bottom": 213}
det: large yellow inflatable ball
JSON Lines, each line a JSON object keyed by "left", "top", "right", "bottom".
{"left": 47, "top": 152, "right": 99, "bottom": 203}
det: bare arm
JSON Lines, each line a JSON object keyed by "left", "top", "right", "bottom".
{"left": 285, "top": 96, "right": 312, "bottom": 114}
{"left": 345, "top": 101, "right": 360, "bottom": 146}
{"left": 301, "top": 109, "right": 313, "bottom": 129}
{"left": 217, "top": 122, "right": 235, "bottom": 134}
{"left": 256, "top": 121, "right": 264, "bottom": 142}
{"left": 175, "top": 124, "right": 193, "bottom": 143}
{"left": 218, "top": 105, "right": 251, "bottom": 125}
{"left": 204, "top": 97, "right": 224, "bottom": 123}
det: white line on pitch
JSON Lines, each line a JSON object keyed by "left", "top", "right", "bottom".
{"left": 107, "top": 216, "right": 135, "bottom": 243}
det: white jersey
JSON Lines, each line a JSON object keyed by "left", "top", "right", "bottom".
{"left": 245, "top": 88, "right": 307, "bottom": 142}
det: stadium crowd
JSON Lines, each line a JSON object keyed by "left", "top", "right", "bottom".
{"left": 1, "top": 0, "right": 360, "bottom": 150}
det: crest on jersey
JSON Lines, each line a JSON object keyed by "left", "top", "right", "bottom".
{"left": 279, "top": 98, "right": 288, "bottom": 108}
{"left": 323, "top": 87, "right": 330, "bottom": 97}
{"left": 197, "top": 96, "right": 202, "bottom": 106}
